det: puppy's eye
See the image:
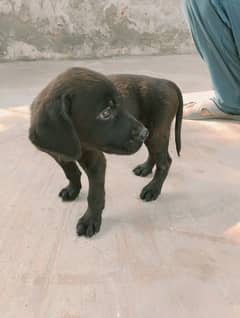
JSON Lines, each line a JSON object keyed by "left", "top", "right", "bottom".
{"left": 98, "top": 106, "right": 113, "bottom": 120}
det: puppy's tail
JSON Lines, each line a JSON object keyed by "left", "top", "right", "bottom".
{"left": 174, "top": 85, "right": 183, "bottom": 157}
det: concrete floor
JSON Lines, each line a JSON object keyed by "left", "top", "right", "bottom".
{"left": 0, "top": 55, "right": 240, "bottom": 318}
{"left": 0, "top": 55, "right": 212, "bottom": 109}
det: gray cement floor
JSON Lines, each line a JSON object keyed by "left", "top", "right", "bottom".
{"left": 0, "top": 55, "right": 240, "bottom": 318}
{"left": 0, "top": 55, "right": 212, "bottom": 108}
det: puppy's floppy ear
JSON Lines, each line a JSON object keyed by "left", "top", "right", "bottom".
{"left": 30, "top": 93, "right": 81, "bottom": 160}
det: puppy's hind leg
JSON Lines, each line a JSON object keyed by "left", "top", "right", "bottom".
{"left": 55, "top": 160, "right": 82, "bottom": 201}
{"left": 140, "top": 130, "right": 171, "bottom": 201}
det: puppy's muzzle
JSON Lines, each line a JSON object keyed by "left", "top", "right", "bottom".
{"left": 131, "top": 126, "right": 149, "bottom": 143}
{"left": 138, "top": 127, "right": 149, "bottom": 142}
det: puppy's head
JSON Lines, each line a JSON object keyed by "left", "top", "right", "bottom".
{"left": 29, "top": 67, "right": 148, "bottom": 159}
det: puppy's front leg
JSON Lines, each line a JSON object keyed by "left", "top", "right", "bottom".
{"left": 76, "top": 149, "right": 106, "bottom": 237}
{"left": 54, "top": 160, "right": 82, "bottom": 201}
{"left": 140, "top": 130, "right": 171, "bottom": 201}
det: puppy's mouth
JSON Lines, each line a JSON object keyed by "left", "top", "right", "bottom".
{"left": 101, "top": 139, "right": 144, "bottom": 155}
{"left": 100, "top": 127, "right": 149, "bottom": 155}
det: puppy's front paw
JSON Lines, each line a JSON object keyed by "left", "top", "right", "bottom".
{"left": 133, "top": 162, "right": 152, "bottom": 177}
{"left": 76, "top": 213, "right": 102, "bottom": 238}
{"left": 140, "top": 182, "right": 160, "bottom": 201}
{"left": 59, "top": 183, "right": 81, "bottom": 201}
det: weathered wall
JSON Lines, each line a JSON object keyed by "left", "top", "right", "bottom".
{"left": 0, "top": 0, "right": 194, "bottom": 61}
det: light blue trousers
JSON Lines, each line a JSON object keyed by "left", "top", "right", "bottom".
{"left": 183, "top": 0, "right": 240, "bottom": 114}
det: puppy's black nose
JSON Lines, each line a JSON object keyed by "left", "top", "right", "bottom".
{"left": 139, "top": 127, "right": 149, "bottom": 142}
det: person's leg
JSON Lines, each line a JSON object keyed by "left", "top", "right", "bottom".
{"left": 183, "top": 0, "right": 240, "bottom": 118}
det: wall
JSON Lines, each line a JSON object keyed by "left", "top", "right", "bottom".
{"left": 0, "top": 0, "right": 194, "bottom": 61}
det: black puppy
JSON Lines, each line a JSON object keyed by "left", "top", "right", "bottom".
{"left": 29, "top": 67, "right": 183, "bottom": 237}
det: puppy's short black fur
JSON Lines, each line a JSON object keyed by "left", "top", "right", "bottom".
{"left": 29, "top": 67, "right": 183, "bottom": 237}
